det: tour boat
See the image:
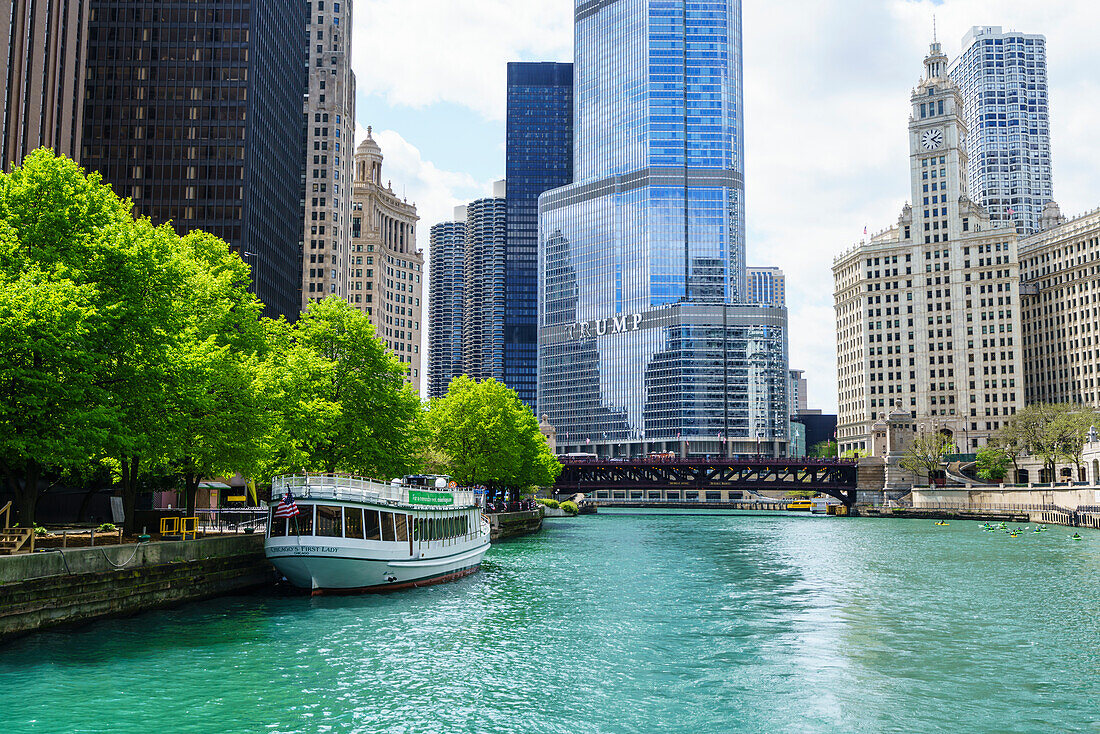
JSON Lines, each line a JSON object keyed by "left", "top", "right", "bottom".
{"left": 265, "top": 474, "right": 491, "bottom": 594}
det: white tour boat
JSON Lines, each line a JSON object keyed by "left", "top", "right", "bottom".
{"left": 265, "top": 474, "right": 491, "bottom": 594}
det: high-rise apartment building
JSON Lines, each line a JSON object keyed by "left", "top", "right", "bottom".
{"left": 949, "top": 26, "right": 1052, "bottom": 236}
{"left": 788, "top": 369, "right": 808, "bottom": 416}
{"left": 747, "top": 267, "right": 786, "bottom": 308}
{"left": 428, "top": 214, "right": 466, "bottom": 399}
{"left": 81, "top": 0, "right": 306, "bottom": 321}
{"left": 349, "top": 131, "right": 423, "bottom": 393}
{"left": 833, "top": 41, "right": 1023, "bottom": 455}
{"left": 504, "top": 62, "right": 573, "bottom": 409}
{"left": 302, "top": 0, "right": 356, "bottom": 308}
{"left": 539, "top": 0, "right": 789, "bottom": 458}
{"left": 464, "top": 182, "right": 508, "bottom": 384}
{"left": 1, "top": 0, "right": 89, "bottom": 169}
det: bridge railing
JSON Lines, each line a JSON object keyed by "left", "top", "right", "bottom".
{"left": 558, "top": 456, "right": 858, "bottom": 466}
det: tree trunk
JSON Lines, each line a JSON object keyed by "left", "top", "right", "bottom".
{"left": 119, "top": 455, "right": 140, "bottom": 535}
{"left": 8, "top": 461, "right": 41, "bottom": 527}
{"left": 185, "top": 472, "right": 200, "bottom": 516}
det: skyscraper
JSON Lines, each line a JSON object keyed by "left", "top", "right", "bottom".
{"left": 82, "top": 0, "right": 306, "bottom": 321}
{"left": 463, "top": 182, "right": 508, "bottom": 383}
{"left": 539, "top": 0, "right": 789, "bottom": 458}
{"left": 428, "top": 214, "right": 466, "bottom": 399}
{"left": 504, "top": 62, "right": 573, "bottom": 409}
{"left": 1, "top": 0, "right": 89, "bottom": 169}
{"left": 349, "top": 131, "right": 423, "bottom": 393}
{"left": 949, "top": 26, "right": 1052, "bottom": 236}
{"left": 833, "top": 41, "right": 1022, "bottom": 455}
{"left": 302, "top": 0, "right": 356, "bottom": 308}
{"left": 747, "top": 267, "right": 786, "bottom": 308}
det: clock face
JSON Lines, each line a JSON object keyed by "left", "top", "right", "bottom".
{"left": 922, "top": 129, "right": 944, "bottom": 151}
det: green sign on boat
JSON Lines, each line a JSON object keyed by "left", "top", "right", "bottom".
{"left": 409, "top": 490, "right": 454, "bottom": 506}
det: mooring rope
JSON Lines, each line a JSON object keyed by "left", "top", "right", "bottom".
{"left": 44, "top": 542, "right": 145, "bottom": 575}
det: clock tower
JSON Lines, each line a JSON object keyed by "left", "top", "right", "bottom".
{"left": 907, "top": 41, "right": 982, "bottom": 244}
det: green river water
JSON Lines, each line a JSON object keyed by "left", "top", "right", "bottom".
{"left": 1, "top": 511, "right": 1098, "bottom": 733}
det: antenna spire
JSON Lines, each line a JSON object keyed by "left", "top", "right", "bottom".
{"left": 933, "top": 14, "right": 938, "bottom": 43}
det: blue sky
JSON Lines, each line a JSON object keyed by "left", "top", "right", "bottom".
{"left": 351, "top": 0, "right": 1100, "bottom": 410}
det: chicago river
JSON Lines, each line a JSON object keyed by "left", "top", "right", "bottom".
{"left": 2, "top": 512, "right": 1097, "bottom": 733}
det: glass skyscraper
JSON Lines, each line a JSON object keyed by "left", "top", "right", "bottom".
{"left": 505, "top": 62, "right": 573, "bottom": 410}
{"left": 949, "top": 26, "right": 1052, "bottom": 236}
{"left": 538, "top": 0, "right": 789, "bottom": 457}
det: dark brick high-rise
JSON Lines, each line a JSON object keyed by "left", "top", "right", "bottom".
{"left": 505, "top": 62, "right": 573, "bottom": 409}
{"left": 81, "top": 0, "right": 306, "bottom": 320}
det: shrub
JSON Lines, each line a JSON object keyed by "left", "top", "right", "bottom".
{"left": 535, "top": 498, "right": 560, "bottom": 509}
{"left": 97, "top": 523, "right": 118, "bottom": 532}
{"left": 560, "top": 500, "right": 579, "bottom": 516}
{"left": 33, "top": 525, "right": 48, "bottom": 536}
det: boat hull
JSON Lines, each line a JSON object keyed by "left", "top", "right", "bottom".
{"left": 267, "top": 542, "right": 490, "bottom": 594}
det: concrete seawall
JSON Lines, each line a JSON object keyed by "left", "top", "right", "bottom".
{"left": 0, "top": 535, "right": 275, "bottom": 643}
{"left": 488, "top": 510, "right": 542, "bottom": 541}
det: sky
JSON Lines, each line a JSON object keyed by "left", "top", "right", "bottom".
{"left": 350, "top": 0, "right": 1100, "bottom": 411}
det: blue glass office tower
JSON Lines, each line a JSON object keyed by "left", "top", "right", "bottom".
{"left": 505, "top": 62, "right": 573, "bottom": 409}
{"left": 538, "top": 0, "right": 789, "bottom": 457}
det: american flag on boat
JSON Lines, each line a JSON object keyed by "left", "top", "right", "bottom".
{"left": 274, "top": 490, "right": 300, "bottom": 519}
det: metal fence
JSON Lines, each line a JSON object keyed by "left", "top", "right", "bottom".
{"left": 193, "top": 508, "right": 268, "bottom": 533}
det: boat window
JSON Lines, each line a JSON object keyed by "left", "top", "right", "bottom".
{"left": 345, "top": 507, "right": 364, "bottom": 539}
{"left": 394, "top": 514, "right": 409, "bottom": 542}
{"left": 292, "top": 505, "right": 314, "bottom": 535}
{"left": 364, "top": 510, "right": 381, "bottom": 540}
{"left": 316, "top": 506, "right": 342, "bottom": 537}
{"left": 268, "top": 509, "right": 287, "bottom": 537}
{"left": 380, "top": 512, "right": 396, "bottom": 542}
{"left": 432, "top": 517, "right": 441, "bottom": 540}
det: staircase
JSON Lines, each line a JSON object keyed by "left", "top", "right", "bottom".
{"left": 0, "top": 502, "right": 33, "bottom": 555}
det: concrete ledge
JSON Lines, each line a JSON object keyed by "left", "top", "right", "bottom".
{"left": 488, "top": 510, "right": 542, "bottom": 541}
{"left": 0, "top": 535, "right": 274, "bottom": 643}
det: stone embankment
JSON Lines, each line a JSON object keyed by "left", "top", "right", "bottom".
{"left": 0, "top": 535, "right": 275, "bottom": 643}
{"left": 487, "top": 510, "right": 542, "bottom": 541}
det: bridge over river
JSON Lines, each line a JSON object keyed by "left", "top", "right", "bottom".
{"left": 553, "top": 457, "right": 859, "bottom": 508}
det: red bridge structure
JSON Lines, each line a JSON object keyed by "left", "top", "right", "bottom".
{"left": 553, "top": 456, "right": 859, "bottom": 508}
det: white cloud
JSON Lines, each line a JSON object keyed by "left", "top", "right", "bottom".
{"left": 350, "top": 0, "right": 1100, "bottom": 413}
{"left": 352, "top": 0, "right": 573, "bottom": 120}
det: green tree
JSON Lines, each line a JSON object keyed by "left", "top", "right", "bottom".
{"left": 975, "top": 444, "right": 1010, "bottom": 482}
{"left": 898, "top": 431, "right": 952, "bottom": 485}
{"left": 1008, "top": 403, "right": 1074, "bottom": 482}
{"left": 809, "top": 440, "right": 838, "bottom": 458}
{"left": 1051, "top": 406, "right": 1099, "bottom": 482}
{"left": 265, "top": 298, "right": 424, "bottom": 479}
{"left": 162, "top": 231, "right": 274, "bottom": 516}
{"left": 0, "top": 150, "right": 156, "bottom": 525}
{"left": 425, "top": 376, "right": 561, "bottom": 499}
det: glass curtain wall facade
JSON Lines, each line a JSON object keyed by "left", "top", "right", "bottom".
{"left": 82, "top": 0, "right": 306, "bottom": 321}
{"left": 505, "top": 62, "right": 573, "bottom": 409}
{"left": 949, "top": 27, "right": 1052, "bottom": 236}
{"left": 539, "top": 0, "right": 788, "bottom": 457}
{"left": 463, "top": 188, "right": 507, "bottom": 383}
{"left": 428, "top": 218, "right": 466, "bottom": 399}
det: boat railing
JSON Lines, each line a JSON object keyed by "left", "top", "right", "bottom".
{"left": 271, "top": 473, "right": 476, "bottom": 509}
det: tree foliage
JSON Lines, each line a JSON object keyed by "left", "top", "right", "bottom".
{"left": 809, "top": 440, "right": 838, "bottom": 458}
{"left": 263, "top": 298, "right": 424, "bottom": 480}
{"left": 425, "top": 376, "right": 561, "bottom": 497}
{"left": 975, "top": 444, "right": 1010, "bottom": 482}
{"left": 0, "top": 151, "right": 428, "bottom": 527}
